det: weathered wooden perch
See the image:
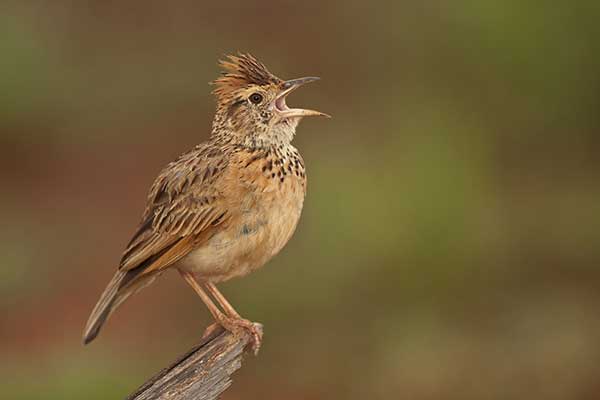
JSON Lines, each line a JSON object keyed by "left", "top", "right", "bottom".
{"left": 127, "top": 323, "right": 262, "bottom": 400}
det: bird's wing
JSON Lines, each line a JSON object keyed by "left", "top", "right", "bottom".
{"left": 118, "top": 144, "right": 232, "bottom": 275}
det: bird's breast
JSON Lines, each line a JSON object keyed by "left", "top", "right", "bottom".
{"left": 179, "top": 147, "right": 306, "bottom": 282}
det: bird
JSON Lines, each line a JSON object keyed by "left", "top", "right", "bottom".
{"left": 82, "top": 53, "right": 329, "bottom": 352}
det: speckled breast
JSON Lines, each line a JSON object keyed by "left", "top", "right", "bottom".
{"left": 178, "top": 146, "right": 307, "bottom": 282}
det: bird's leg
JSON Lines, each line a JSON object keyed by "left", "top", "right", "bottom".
{"left": 203, "top": 281, "right": 240, "bottom": 318}
{"left": 203, "top": 281, "right": 262, "bottom": 354}
{"left": 180, "top": 271, "right": 262, "bottom": 354}
{"left": 179, "top": 271, "right": 228, "bottom": 339}
{"left": 180, "top": 271, "right": 224, "bottom": 320}
{"left": 203, "top": 281, "right": 263, "bottom": 354}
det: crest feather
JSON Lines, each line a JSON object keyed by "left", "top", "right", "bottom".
{"left": 212, "top": 53, "right": 281, "bottom": 100}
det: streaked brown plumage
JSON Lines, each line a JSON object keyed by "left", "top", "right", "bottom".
{"left": 83, "top": 53, "right": 328, "bottom": 351}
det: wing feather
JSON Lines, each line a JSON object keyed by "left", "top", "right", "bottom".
{"left": 119, "top": 144, "right": 232, "bottom": 274}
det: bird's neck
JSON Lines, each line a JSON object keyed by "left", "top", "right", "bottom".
{"left": 211, "top": 113, "right": 298, "bottom": 150}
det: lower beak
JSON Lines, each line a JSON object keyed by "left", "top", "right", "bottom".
{"left": 273, "top": 77, "right": 330, "bottom": 119}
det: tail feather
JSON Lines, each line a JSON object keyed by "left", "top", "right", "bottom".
{"left": 83, "top": 269, "right": 130, "bottom": 344}
{"left": 83, "top": 265, "right": 162, "bottom": 344}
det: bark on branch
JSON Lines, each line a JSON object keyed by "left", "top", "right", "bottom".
{"left": 126, "top": 324, "right": 261, "bottom": 400}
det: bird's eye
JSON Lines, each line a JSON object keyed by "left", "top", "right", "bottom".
{"left": 249, "top": 93, "right": 263, "bottom": 104}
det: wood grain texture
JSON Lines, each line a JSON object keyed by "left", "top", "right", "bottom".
{"left": 127, "top": 324, "right": 262, "bottom": 400}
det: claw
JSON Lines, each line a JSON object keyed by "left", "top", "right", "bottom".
{"left": 245, "top": 322, "right": 263, "bottom": 355}
{"left": 218, "top": 317, "right": 263, "bottom": 355}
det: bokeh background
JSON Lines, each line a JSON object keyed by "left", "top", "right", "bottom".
{"left": 1, "top": 1, "right": 599, "bottom": 399}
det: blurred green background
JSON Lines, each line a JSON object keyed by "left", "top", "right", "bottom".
{"left": 1, "top": 1, "right": 599, "bottom": 399}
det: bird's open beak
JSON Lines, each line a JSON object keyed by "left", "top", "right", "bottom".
{"left": 273, "top": 77, "right": 330, "bottom": 119}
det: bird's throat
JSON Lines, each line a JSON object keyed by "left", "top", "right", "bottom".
{"left": 211, "top": 113, "right": 298, "bottom": 149}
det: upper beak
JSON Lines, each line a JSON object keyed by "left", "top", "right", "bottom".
{"left": 273, "top": 77, "right": 330, "bottom": 119}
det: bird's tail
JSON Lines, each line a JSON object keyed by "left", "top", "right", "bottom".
{"left": 82, "top": 268, "right": 156, "bottom": 345}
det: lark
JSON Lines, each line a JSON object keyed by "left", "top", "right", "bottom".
{"left": 83, "top": 53, "right": 328, "bottom": 352}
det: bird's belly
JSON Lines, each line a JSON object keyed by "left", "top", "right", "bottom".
{"left": 179, "top": 181, "right": 304, "bottom": 282}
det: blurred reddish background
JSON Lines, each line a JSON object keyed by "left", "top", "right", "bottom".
{"left": 1, "top": 1, "right": 600, "bottom": 399}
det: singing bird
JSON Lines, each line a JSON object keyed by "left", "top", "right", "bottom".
{"left": 83, "top": 53, "right": 329, "bottom": 351}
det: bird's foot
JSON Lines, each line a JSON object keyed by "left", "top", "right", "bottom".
{"left": 201, "top": 322, "right": 225, "bottom": 341}
{"left": 218, "top": 316, "right": 263, "bottom": 355}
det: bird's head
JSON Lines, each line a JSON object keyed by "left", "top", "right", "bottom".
{"left": 211, "top": 53, "right": 328, "bottom": 147}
